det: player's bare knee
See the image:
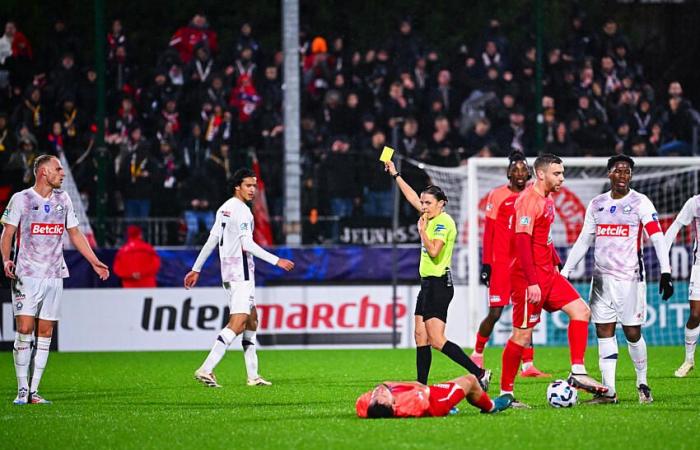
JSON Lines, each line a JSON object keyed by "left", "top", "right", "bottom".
{"left": 414, "top": 329, "right": 428, "bottom": 346}
{"left": 623, "top": 326, "right": 641, "bottom": 343}
{"left": 487, "top": 307, "right": 503, "bottom": 323}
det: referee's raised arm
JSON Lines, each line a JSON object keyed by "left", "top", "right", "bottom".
{"left": 385, "top": 160, "right": 421, "bottom": 212}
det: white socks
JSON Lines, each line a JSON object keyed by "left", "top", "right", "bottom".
{"left": 627, "top": 337, "right": 648, "bottom": 387}
{"left": 200, "top": 327, "right": 237, "bottom": 373}
{"left": 13, "top": 333, "right": 32, "bottom": 393}
{"left": 598, "top": 337, "right": 618, "bottom": 395}
{"left": 242, "top": 330, "right": 259, "bottom": 380}
{"left": 685, "top": 325, "right": 699, "bottom": 364}
{"left": 30, "top": 337, "right": 52, "bottom": 393}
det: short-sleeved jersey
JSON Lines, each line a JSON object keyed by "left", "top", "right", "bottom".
{"left": 582, "top": 189, "right": 661, "bottom": 281}
{"left": 420, "top": 212, "right": 457, "bottom": 278}
{"left": 484, "top": 184, "right": 520, "bottom": 264}
{"left": 1, "top": 188, "right": 79, "bottom": 278}
{"left": 513, "top": 185, "right": 556, "bottom": 270}
{"left": 670, "top": 195, "right": 700, "bottom": 265}
{"left": 209, "top": 197, "right": 256, "bottom": 282}
{"left": 355, "top": 382, "right": 464, "bottom": 418}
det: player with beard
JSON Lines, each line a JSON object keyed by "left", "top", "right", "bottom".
{"left": 472, "top": 151, "right": 549, "bottom": 378}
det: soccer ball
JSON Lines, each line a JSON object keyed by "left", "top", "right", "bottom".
{"left": 546, "top": 379, "right": 577, "bottom": 408}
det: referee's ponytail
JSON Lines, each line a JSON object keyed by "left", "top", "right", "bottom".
{"left": 421, "top": 185, "right": 448, "bottom": 203}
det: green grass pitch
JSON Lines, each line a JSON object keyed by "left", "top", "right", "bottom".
{"left": 1, "top": 346, "right": 698, "bottom": 449}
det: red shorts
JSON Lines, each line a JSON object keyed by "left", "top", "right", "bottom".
{"left": 511, "top": 268, "right": 580, "bottom": 329}
{"left": 428, "top": 382, "right": 465, "bottom": 417}
{"left": 488, "top": 263, "right": 512, "bottom": 307}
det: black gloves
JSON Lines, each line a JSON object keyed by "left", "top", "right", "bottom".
{"left": 480, "top": 264, "right": 491, "bottom": 287}
{"left": 659, "top": 272, "right": 674, "bottom": 301}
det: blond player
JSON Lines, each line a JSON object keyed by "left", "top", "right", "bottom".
{"left": 184, "top": 168, "right": 294, "bottom": 387}
{"left": 1, "top": 155, "right": 110, "bottom": 405}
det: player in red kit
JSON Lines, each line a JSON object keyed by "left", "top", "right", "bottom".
{"left": 472, "top": 151, "right": 549, "bottom": 378}
{"left": 356, "top": 373, "right": 512, "bottom": 418}
{"left": 499, "top": 154, "right": 608, "bottom": 407}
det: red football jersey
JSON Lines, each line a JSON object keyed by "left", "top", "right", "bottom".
{"left": 513, "top": 185, "right": 556, "bottom": 271}
{"left": 484, "top": 184, "right": 520, "bottom": 265}
{"left": 355, "top": 382, "right": 464, "bottom": 418}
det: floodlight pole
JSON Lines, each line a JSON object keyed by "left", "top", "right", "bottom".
{"left": 282, "top": 0, "right": 302, "bottom": 245}
{"left": 534, "top": 0, "right": 544, "bottom": 154}
{"left": 94, "top": 0, "right": 107, "bottom": 246}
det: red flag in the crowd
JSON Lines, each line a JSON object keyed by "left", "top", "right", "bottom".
{"left": 250, "top": 151, "right": 274, "bottom": 245}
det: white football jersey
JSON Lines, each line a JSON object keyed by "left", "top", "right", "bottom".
{"left": 210, "top": 197, "right": 256, "bottom": 282}
{"left": 1, "top": 188, "right": 79, "bottom": 278}
{"left": 670, "top": 194, "right": 700, "bottom": 265}
{"left": 582, "top": 189, "right": 659, "bottom": 281}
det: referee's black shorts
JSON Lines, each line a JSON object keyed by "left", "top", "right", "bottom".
{"left": 415, "top": 270, "right": 454, "bottom": 323}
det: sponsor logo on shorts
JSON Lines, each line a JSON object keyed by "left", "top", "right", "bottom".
{"left": 16, "top": 301, "right": 23, "bottom": 311}
{"left": 596, "top": 224, "right": 630, "bottom": 237}
{"left": 30, "top": 223, "right": 65, "bottom": 235}
{"left": 489, "top": 295, "right": 501, "bottom": 304}
{"left": 529, "top": 313, "right": 540, "bottom": 322}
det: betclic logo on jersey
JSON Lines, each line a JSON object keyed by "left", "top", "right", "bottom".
{"left": 596, "top": 224, "right": 630, "bottom": 237}
{"left": 30, "top": 223, "right": 65, "bottom": 235}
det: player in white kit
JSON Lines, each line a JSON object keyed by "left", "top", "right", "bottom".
{"left": 664, "top": 194, "right": 700, "bottom": 377}
{"left": 1, "top": 155, "right": 110, "bottom": 405}
{"left": 561, "top": 155, "right": 673, "bottom": 404}
{"left": 184, "top": 168, "right": 294, "bottom": 387}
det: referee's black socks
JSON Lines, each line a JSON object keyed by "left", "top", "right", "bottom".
{"left": 416, "top": 345, "right": 432, "bottom": 384}
{"left": 441, "top": 340, "right": 484, "bottom": 377}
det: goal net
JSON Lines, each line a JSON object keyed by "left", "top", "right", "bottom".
{"left": 402, "top": 156, "right": 700, "bottom": 347}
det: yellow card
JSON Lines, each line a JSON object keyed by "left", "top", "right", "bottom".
{"left": 379, "top": 146, "right": 394, "bottom": 162}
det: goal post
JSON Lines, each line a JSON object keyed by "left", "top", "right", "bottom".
{"left": 404, "top": 156, "right": 700, "bottom": 347}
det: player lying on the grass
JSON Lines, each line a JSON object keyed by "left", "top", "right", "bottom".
{"left": 385, "top": 159, "right": 490, "bottom": 391}
{"left": 499, "top": 154, "right": 608, "bottom": 408}
{"left": 1, "top": 155, "right": 110, "bottom": 405}
{"left": 561, "top": 155, "right": 673, "bottom": 404}
{"left": 664, "top": 193, "right": 700, "bottom": 378}
{"left": 356, "top": 373, "right": 513, "bottom": 418}
{"left": 473, "top": 151, "right": 549, "bottom": 378}
{"left": 184, "top": 168, "right": 295, "bottom": 388}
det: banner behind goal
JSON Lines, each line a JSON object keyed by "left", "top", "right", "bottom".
{"left": 403, "top": 156, "right": 700, "bottom": 347}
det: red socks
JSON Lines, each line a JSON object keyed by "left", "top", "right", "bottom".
{"left": 475, "top": 333, "right": 489, "bottom": 354}
{"left": 522, "top": 345, "right": 534, "bottom": 363}
{"left": 469, "top": 391, "right": 494, "bottom": 412}
{"left": 568, "top": 320, "right": 589, "bottom": 365}
{"left": 500, "top": 339, "right": 524, "bottom": 393}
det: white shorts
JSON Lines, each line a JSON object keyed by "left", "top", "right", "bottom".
{"left": 224, "top": 280, "right": 255, "bottom": 315}
{"left": 12, "top": 277, "right": 63, "bottom": 321}
{"left": 689, "top": 266, "right": 700, "bottom": 301}
{"left": 589, "top": 276, "right": 646, "bottom": 326}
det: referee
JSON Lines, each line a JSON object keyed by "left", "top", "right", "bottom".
{"left": 385, "top": 160, "right": 491, "bottom": 390}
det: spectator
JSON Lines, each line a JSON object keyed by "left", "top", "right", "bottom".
{"left": 321, "top": 135, "right": 360, "bottom": 241}
{"left": 0, "top": 113, "right": 17, "bottom": 169}
{"left": 169, "top": 13, "right": 218, "bottom": 64}
{"left": 5, "top": 135, "right": 38, "bottom": 189}
{"left": 113, "top": 225, "right": 161, "bottom": 288}
{"left": 118, "top": 125, "right": 155, "bottom": 221}
{"left": 12, "top": 86, "right": 45, "bottom": 138}
{"left": 495, "top": 107, "right": 530, "bottom": 156}
{"left": 360, "top": 130, "right": 393, "bottom": 218}
{"left": 464, "top": 117, "right": 495, "bottom": 158}
{"left": 181, "top": 167, "right": 217, "bottom": 246}
{"left": 107, "top": 19, "right": 127, "bottom": 61}
{"left": 385, "top": 18, "right": 424, "bottom": 70}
